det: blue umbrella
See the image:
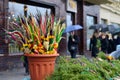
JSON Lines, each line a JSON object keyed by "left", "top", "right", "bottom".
{"left": 64, "top": 25, "right": 83, "bottom": 33}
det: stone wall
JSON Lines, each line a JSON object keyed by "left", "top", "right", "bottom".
{"left": 100, "top": 5, "right": 120, "bottom": 24}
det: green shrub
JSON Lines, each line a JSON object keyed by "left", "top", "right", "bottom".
{"left": 97, "top": 51, "right": 106, "bottom": 59}
{"left": 46, "top": 56, "right": 120, "bottom": 80}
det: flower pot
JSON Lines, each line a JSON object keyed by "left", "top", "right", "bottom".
{"left": 24, "top": 53, "right": 59, "bottom": 80}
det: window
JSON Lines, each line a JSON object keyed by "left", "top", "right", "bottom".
{"left": 8, "top": 1, "right": 52, "bottom": 54}
{"left": 86, "top": 15, "right": 97, "bottom": 50}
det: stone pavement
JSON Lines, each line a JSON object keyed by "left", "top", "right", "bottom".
{"left": 0, "top": 67, "right": 30, "bottom": 80}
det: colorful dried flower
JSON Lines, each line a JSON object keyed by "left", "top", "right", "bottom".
{"left": 7, "top": 13, "right": 65, "bottom": 54}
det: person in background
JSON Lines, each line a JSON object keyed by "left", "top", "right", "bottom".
{"left": 117, "top": 33, "right": 120, "bottom": 45}
{"left": 106, "top": 33, "right": 114, "bottom": 54}
{"left": 100, "top": 33, "right": 108, "bottom": 53}
{"left": 113, "top": 35, "right": 118, "bottom": 51}
{"left": 90, "top": 30, "right": 100, "bottom": 57}
{"left": 68, "top": 31, "right": 79, "bottom": 58}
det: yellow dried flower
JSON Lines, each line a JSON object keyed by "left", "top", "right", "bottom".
{"left": 107, "top": 56, "right": 113, "bottom": 60}
{"left": 39, "top": 49, "right": 44, "bottom": 54}
{"left": 28, "top": 44, "right": 31, "bottom": 48}
{"left": 46, "top": 51, "right": 50, "bottom": 54}
{"left": 33, "top": 45, "right": 38, "bottom": 50}
{"left": 31, "top": 52, "right": 34, "bottom": 54}
{"left": 49, "top": 36, "right": 54, "bottom": 39}
{"left": 23, "top": 44, "right": 28, "bottom": 47}
{"left": 44, "top": 37, "right": 49, "bottom": 41}
{"left": 53, "top": 43, "right": 58, "bottom": 49}
{"left": 49, "top": 50, "right": 54, "bottom": 54}
{"left": 28, "top": 39, "right": 33, "bottom": 43}
{"left": 41, "top": 36, "right": 44, "bottom": 39}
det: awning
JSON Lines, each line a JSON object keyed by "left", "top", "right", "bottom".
{"left": 84, "top": 0, "right": 112, "bottom": 5}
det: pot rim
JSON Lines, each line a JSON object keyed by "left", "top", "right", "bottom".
{"left": 24, "top": 53, "right": 59, "bottom": 57}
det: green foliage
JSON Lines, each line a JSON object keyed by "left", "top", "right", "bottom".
{"left": 96, "top": 39, "right": 101, "bottom": 48}
{"left": 97, "top": 51, "right": 106, "bottom": 59}
{"left": 46, "top": 56, "right": 120, "bottom": 80}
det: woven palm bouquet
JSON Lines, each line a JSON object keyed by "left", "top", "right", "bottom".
{"left": 7, "top": 13, "right": 65, "bottom": 55}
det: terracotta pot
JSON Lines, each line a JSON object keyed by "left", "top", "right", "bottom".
{"left": 24, "top": 53, "right": 59, "bottom": 80}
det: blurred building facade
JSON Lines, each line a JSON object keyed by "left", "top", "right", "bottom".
{"left": 100, "top": 1, "right": 120, "bottom": 25}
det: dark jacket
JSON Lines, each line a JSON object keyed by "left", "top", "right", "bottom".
{"left": 113, "top": 38, "right": 118, "bottom": 51}
{"left": 107, "top": 39, "right": 114, "bottom": 53}
{"left": 89, "top": 35, "right": 99, "bottom": 57}
{"left": 68, "top": 35, "right": 79, "bottom": 52}
{"left": 101, "top": 38, "right": 108, "bottom": 53}
{"left": 23, "top": 56, "right": 29, "bottom": 73}
{"left": 117, "top": 36, "right": 120, "bottom": 45}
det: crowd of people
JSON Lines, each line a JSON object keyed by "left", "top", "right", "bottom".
{"left": 67, "top": 30, "right": 120, "bottom": 58}
{"left": 89, "top": 30, "right": 120, "bottom": 57}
